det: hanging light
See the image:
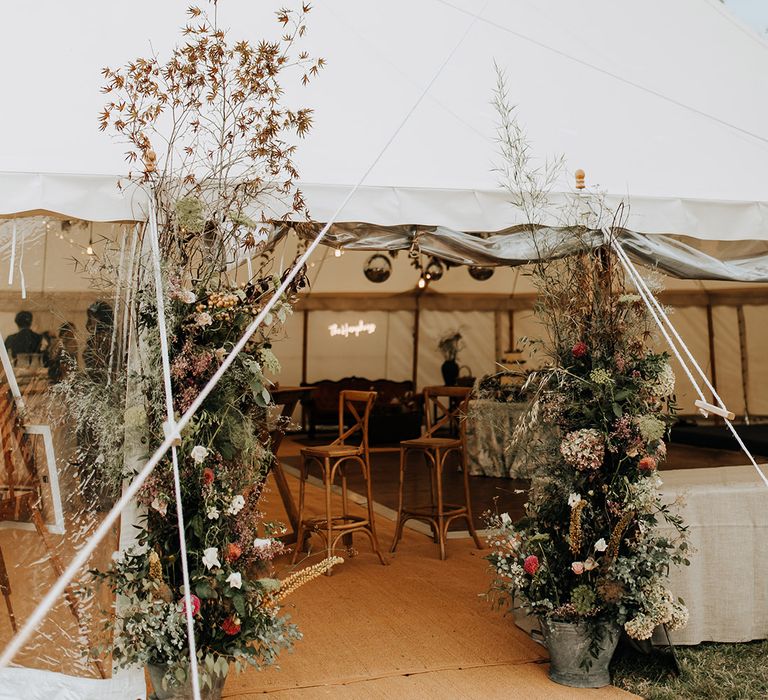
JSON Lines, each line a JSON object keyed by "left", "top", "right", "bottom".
{"left": 363, "top": 254, "right": 392, "bottom": 283}
{"left": 468, "top": 265, "right": 495, "bottom": 281}
{"left": 417, "top": 276, "right": 427, "bottom": 289}
{"left": 425, "top": 258, "right": 444, "bottom": 282}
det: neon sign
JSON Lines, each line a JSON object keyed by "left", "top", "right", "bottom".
{"left": 328, "top": 320, "right": 377, "bottom": 338}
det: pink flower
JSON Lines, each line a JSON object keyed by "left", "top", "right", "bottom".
{"left": 523, "top": 555, "right": 539, "bottom": 575}
{"left": 638, "top": 456, "right": 657, "bottom": 472}
{"left": 221, "top": 615, "right": 241, "bottom": 636}
{"left": 571, "top": 342, "right": 588, "bottom": 359}
{"left": 180, "top": 594, "right": 201, "bottom": 617}
{"left": 572, "top": 561, "right": 585, "bottom": 575}
{"left": 225, "top": 542, "right": 243, "bottom": 563}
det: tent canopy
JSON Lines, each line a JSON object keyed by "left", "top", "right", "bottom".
{"left": 1, "top": 0, "right": 767, "bottom": 242}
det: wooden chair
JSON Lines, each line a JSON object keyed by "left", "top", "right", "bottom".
{"left": 391, "top": 386, "right": 483, "bottom": 560}
{"left": 292, "top": 390, "right": 387, "bottom": 569}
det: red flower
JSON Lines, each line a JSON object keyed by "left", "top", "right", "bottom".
{"left": 638, "top": 456, "right": 657, "bottom": 472}
{"left": 225, "top": 542, "right": 242, "bottom": 563}
{"left": 203, "top": 467, "right": 215, "bottom": 485}
{"left": 180, "top": 594, "right": 201, "bottom": 617}
{"left": 523, "top": 554, "right": 539, "bottom": 575}
{"left": 571, "top": 342, "right": 588, "bottom": 359}
{"left": 221, "top": 615, "right": 241, "bottom": 635}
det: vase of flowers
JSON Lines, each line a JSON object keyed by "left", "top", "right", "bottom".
{"left": 438, "top": 331, "right": 463, "bottom": 386}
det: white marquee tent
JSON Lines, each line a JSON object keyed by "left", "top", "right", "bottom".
{"left": 0, "top": 2, "right": 767, "bottom": 695}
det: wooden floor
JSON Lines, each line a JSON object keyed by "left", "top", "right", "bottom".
{"left": 221, "top": 469, "right": 636, "bottom": 699}
{"left": 283, "top": 435, "right": 756, "bottom": 531}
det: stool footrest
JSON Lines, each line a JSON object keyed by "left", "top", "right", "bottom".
{"left": 303, "top": 515, "right": 369, "bottom": 531}
{"left": 400, "top": 504, "right": 467, "bottom": 518}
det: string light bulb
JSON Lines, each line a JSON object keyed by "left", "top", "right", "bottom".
{"left": 417, "top": 276, "right": 426, "bottom": 289}
{"left": 334, "top": 248, "right": 342, "bottom": 257}
{"left": 86, "top": 222, "right": 94, "bottom": 255}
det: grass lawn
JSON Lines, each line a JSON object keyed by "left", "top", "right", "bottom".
{"left": 611, "top": 640, "right": 768, "bottom": 700}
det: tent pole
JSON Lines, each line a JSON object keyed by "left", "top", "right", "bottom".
{"left": 705, "top": 303, "right": 718, "bottom": 405}
{"left": 412, "top": 298, "right": 420, "bottom": 388}
{"left": 736, "top": 305, "right": 750, "bottom": 424}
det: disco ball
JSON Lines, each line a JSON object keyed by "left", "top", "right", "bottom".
{"left": 425, "top": 258, "right": 444, "bottom": 282}
{"left": 363, "top": 254, "right": 392, "bottom": 283}
{"left": 468, "top": 265, "right": 495, "bottom": 281}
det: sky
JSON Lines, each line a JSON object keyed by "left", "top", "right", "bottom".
{"left": 724, "top": 0, "right": 768, "bottom": 36}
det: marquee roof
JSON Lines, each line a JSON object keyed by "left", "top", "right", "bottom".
{"left": 1, "top": 0, "right": 767, "bottom": 243}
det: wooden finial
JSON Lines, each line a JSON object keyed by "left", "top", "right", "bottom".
{"left": 575, "top": 169, "right": 585, "bottom": 190}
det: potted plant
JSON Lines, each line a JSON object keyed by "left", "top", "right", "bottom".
{"left": 438, "top": 331, "right": 463, "bottom": 386}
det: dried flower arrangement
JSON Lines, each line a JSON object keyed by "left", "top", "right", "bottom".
{"left": 485, "top": 68, "right": 689, "bottom": 665}
{"left": 49, "top": 3, "right": 337, "bottom": 691}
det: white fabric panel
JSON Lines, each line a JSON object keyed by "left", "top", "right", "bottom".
{"left": 383, "top": 310, "right": 415, "bottom": 381}
{"left": 656, "top": 306, "right": 711, "bottom": 415}
{"left": 509, "top": 309, "right": 550, "bottom": 370}
{"left": 269, "top": 310, "right": 304, "bottom": 387}
{"left": 417, "top": 310, "right": 496, "bottom": 388}
{"left": 305, "top": 310, "right": 391, "bottom": 381}
{"left": 743, "top": 305, "right": 768, "bottom": 416}
{"left": 711, "top": 306, "right": 745, "bottom": 417}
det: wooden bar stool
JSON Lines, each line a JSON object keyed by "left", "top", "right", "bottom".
{"left": 391, "top": 386, "right": 483, "bottom": 560}
{"left": 292, "top": 390, "right": 387, "bottom": 569}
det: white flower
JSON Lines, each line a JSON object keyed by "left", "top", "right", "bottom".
{"left": 206, "top": 506, "right": 220, "bottom": 520}
{"left": 568, "top": 493, "right": 582, "bottom": 508}
{"left": 214, "top": 347, "right": 227, "bottom": 362}
{"left": 202, "top": 547, "right": 220, "bottom": 570}
{"left": 151, "top": 497, "right": 168, "bottom": 517}
{"left": 226, "top": 572, "right": 242, "bottom": 590}
{"left": 500, "top": 513, "right": 512, "bottom": 525}
{"left": 94, "top": 453, "right": 105, "bottom": 465}
{"left": 594, "top": 538, "right": 608, "bottom": 552}
{"left": 181, "top": 290, "right": 197, "bottom": 304}
{"left": 190, "top": 445, "right": 209, "bottom": 464}
{"left": 111, "top": 550, "right": 125, "bottom": 563}
{"left": 253, "top": 538, "right": 273, "bottom": 552}
{"left": 228, "top": 495, "right": 245, "bottom": 516}
{"left": 196, "top": 312, "right": 213, "bottom": 327}
{"left": 584, "top": 557, "right": 598, "bottom": 571}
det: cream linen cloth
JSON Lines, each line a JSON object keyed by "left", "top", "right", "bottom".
{"left": 658, "top": 465, "right": 768, "bottom": 645}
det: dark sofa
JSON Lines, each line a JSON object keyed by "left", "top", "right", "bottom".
{"left": 301, "top": 376, "right": 422, "bottom": 444}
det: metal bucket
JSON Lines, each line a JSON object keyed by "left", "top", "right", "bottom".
{"left": 147, "top": 664, "right": 227, "bottom": 700}
{"left": 539, "top": 618, "right": 621, "bottom": 688}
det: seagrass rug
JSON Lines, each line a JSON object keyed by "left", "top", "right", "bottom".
{"left": 220, "top": 464, "right": 636, "bottom": 699}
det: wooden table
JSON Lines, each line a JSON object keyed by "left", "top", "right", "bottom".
{"left": 269, "top": 386, "right": 315, "bottom": 544}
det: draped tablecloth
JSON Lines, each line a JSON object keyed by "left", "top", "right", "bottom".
{"left": 657, "top": 465, "right": 768, "bottom": 645}
{"left": 465, "top": 399, "right": 530, "bottom": 478}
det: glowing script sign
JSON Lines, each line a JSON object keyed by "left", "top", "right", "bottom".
{"left": 328, "top": 320, "right": 377, "bottom": 338}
